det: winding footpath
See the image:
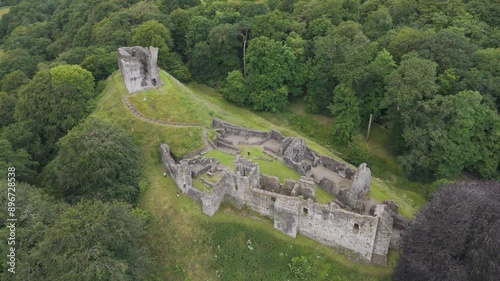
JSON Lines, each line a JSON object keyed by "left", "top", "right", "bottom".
{"left": 122, "top": 95, "right": 213, "bottom": 156}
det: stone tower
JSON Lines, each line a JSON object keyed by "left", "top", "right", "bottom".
{"left": 117, "top": 46, "right": 164, "bottom": 94}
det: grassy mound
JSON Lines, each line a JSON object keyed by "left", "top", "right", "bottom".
{"left": 91, "top": 71, "right": 420, "bottom": 280}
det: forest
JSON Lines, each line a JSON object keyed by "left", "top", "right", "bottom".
{"left": 0, "top": 0, "right": 499, "bottom": 280}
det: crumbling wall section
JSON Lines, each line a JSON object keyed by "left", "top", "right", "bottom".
{"left": 371, "top": 205, "right": 393, "bottom": 266}
{"left": 244, "top": 188, "right": 276, "bottom": 218}
{"left": 117, "top": 46, "right": 164, "bottom": 94}
{"left": 260, "top": 174, "right": 280, "bottom": 193}
{"left": 274, "top": 197, "right": 300, "bottom": 237}
{"left": 319, "top": 178, "right": 336, "bottom": 196}
{"left": 298, "top": 177, "right": 316, "bottom": 200}
{"left": 201, "top": 173, "right": 233, "bottom": 216}
{"left": 297, "top": 200, "right": 379, "bottom": 263}
{"left": 341, "top": 163, "right": 371, "bottom": 207}
{"left": 212, "top": 118, "right": 267, "bottom": 138}
{"left": 266, "top": 129, "right": 285, "bottom": 141}
{"left": 159, "top": 144, "right": 192, "bottom": 193}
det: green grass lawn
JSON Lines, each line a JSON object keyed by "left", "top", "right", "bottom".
{"left": 316, "top": 187, "right": 334, "bottom": 204}
{"left": 89, "top": 71, "right": 421, "bottom": 280}
{"left": 204, "top": 146, "right": 300, "bottom": 182}
{"left": 128, "top": 72, "right": 213, "bottom": 126}
{"left": 240, "top": 146, "right": 301, "bottom": 182}
{"left": 0, "top": 49, "right": 4, "bottom": 61}
{"left": 192, "top": 179, "right": 210, "bottom": 191}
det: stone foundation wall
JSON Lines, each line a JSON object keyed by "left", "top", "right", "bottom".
{"left": 213, "top": 118, "right": 267, "bottom": 138}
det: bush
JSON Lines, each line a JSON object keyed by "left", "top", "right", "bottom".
{"left": 394, "top": 181, "right": 500, "bottom": 281}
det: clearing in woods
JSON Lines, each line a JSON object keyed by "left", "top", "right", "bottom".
{"left": 90, "top": 70, "right": 423, "bottom": 280}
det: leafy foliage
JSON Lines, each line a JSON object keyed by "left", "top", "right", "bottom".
{"left": 14, "top": 65, "right": 96, "bottom": 165}
{"left": 221, "top": 70, "right": 247, "bottom": 105}
{"left": 395, "top": 181, "right": 500, "bottom": 281}
{"left": 43, "top": 119, "right": 140, "bottom": 204}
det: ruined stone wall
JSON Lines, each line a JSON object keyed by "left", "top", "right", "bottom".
{"left": 319, "top": 178, "right": 336, "bottom": 196}
{"left": 274, "top": 197, "right": 300, "bottom": 237}
{"left": 201, "top": 173, "right": 232, "bottom": 216}
{"left": 283, "top": 157, "right": 311, "bottom": 176}
{"left": 260, "top": 174, "right": 280, "bottom": 193}
{"left": 244, "top": 188, "right": 276, "bottom": 218}
{"left": 117, "top": 46, "right": 164, "bottom": 94}
{"left": 186, "top": 188, "right": 203, "bottom": 204}
{"left": 371, "top": 205, "right": 393, "bottom": 266}
{"left": 341, "top": 163, "right": 371, "bottom": 207}
{"left": 160, "top": 144, "right": 192, "bottom": 192}
{"left": 282, "top": 179, "right": 297, "bottom": 195}
{"left": 266, "top": 129, "right": 285, "bottom": 141}
{"left": 212, "top": 118, "right": 267, "bottom": 138}
{"left": 298, "top": 177, "right": 316, "bottom": 200}
{"left": 297, "top": 200, "right": 380, "bottom": 263}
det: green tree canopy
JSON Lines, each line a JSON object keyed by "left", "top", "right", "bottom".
{"left": 28, "top": 200, "right": 146, "bottom": 280}
{"left": 221, "top": 70, "right": 247, "bottom": 105}
{"left": 328, "top": 82, "right": 361, "bottom": 144}
{"left": 14, "top": 65, "right": 96, "bottom": 165}
{"left": 43, "top": 119, "right": 140, "bottom": 204}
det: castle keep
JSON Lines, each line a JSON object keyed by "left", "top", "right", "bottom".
{"left": 117, "top": 46, "right": 164, "bottom": 93}
{"left": 160, "top": 118, "right": 398, "bottom": 266}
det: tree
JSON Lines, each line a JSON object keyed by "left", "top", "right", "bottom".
{"left": 28, "top": 200, "right": 146, "bottom": 280}
{"left": 185, "top": 16, "right": 212, "bottom": 53}
{"left": 0, "top": 49, "right": 44, "bottom": 81}
{"left": 80, "top": 48, "right": 117, "bottom": 81}
{"left": 394, "top": 181, "right": 500, "bottom": 281}
{"left": 169, "top": 8, "right": 191, "bottom": 57}
{"left": 383, "top": 27, "right": 435, "bottom": 62}
{"left": 360, "top": 49, "right": 396, "bottom": 120}
{"left": 0, "top": 182, "right": 68, "bottom": 280}
{"left": 328, "top": 82, "right": 361, "bottom": 144}
{"left": 14, "top": 65, "right": 96, "bottom": 165}
{"left": 0, "top": 92, "right": 17, "bottom": 128}
{"left": 250, "top": 10, "right": 305, "bottom": 41}
{"left": 246, "top": 36, "right": 295, "bottom": 112}
{"left": 205, "top": 23, "right": 241, "bottom": 82}
{"left": 419, "top": 27, "right": 476, "bottom": 74}
{"left": 383, "top": 54, "right": 438, "bottom": 116}
{"left": 0, "top": 139, "right": 37, "bottom": 182}
{"left": 382, "top": 54, "right": 438, "bottom": 155}
{"left": 43, "top": 119, "right": 140, "bottom": 204}
{"left": 221, "top": 70, "right": 247, "bottom": 105}
{"left": 363, "top": 6, "right": 393, "bottom": 40}
{"left": 1, "top": 70, "right": 30, "bottom": 93}
{"left": 129, "top": 20, "right": 175, "bottom": 74}
{"left": 307, "top": 21, "right": 375, "bottom": 114}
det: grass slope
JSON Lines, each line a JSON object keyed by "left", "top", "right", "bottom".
{"left": 92, "top": 71, "right": 414, "bottom": 280}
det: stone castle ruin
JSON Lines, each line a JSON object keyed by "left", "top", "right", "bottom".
{"left": 117, "top": 46, "right": 164, "bottom": 94}
{"left": 160, "top": 118, "right": 404, "bottom": 266}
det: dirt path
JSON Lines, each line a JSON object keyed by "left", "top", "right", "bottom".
{"left": 123, "top": 96, "right": 213, "bottom": 152}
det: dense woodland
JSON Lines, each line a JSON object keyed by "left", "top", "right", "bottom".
{"left": 0, "top": 0, "right": 498, "bottom": 183}
{"left": 0, "top": 0, "right": 499, "bottom": 279}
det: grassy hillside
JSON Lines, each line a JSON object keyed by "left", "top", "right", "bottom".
{"left": 90, "top": 71, "right": 422, "bottom": 280}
